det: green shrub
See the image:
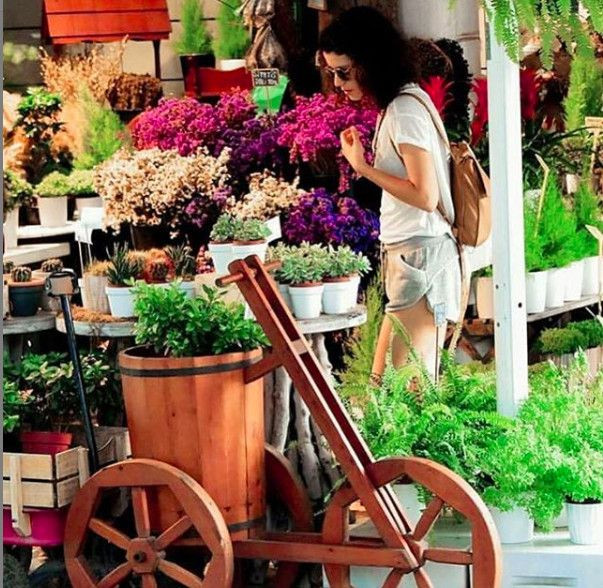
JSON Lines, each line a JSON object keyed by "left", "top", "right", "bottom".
{"left": 536, "top": 320, "right": 603, "bottom": 355}
{"left": 3, "top": 171, "right": 33, "bottom": 217}
{"left": 174, "top": 0, "right": 212, "bottom": 55}
{"left": 36, "top": 171, "right": 70, "bottom": 198}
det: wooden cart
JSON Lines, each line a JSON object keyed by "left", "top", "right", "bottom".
{"left": 64, "top": 256, "right": 502, "bottom": 587}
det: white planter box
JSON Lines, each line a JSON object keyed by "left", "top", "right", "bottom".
{"left": 289, "top": 283, "right": 324, "bottom": 319}
{"left": 545, "top": 267, "right": 566, "bottom": 309}
{"left": 322, "top": 278, "right": 352, "bottom": 314}
{"left": 582, "top": 255, "right": 601, "bottom": 297}
{"left": 208, "top": 242, "right": 233, "bottom": 276}
{"left": 564, "top": 260, "right": 584, "bottom": 302}
{"left": 231, "top": 241, "right": 268, "bottom": 264}
{"left": 567, "top": 502, "right": 603, "bottom": 545}
{"left": 38, "top": 196, "right": 68, "bottom": 228}
{"left": 476, "top": 276, "right": 494, "bottom": 319}
{"left": 3, "top": 207, "right": 19, "bottom": 249}
{"left": 219, "top": 58, "right": 246, "bottom": 71}
{"left": 106, "top": 285, "right": 136, "bottom": 318}
{"left": 525, "top": 270, "right": 547, "bottom": 314}
{"left": 490, "top": 506, "right": 534, "bottom": 544}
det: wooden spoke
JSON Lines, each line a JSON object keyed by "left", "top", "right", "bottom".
{"left": 97, "top": 562, "right": 132, "bottom": 588}
{"left": 89, "top": 518, "right": 131, "bottom": 551}
{"left": 158, "top": 559, "right": 205, "bottom": 588}
{"left": 382, "top": 568, "right": 404, "bottom": 588}
{"left": 424, "top": 548, "right": 473, "bottom": 565}
{"left": 132, "top": 487, "right": 151, "bottom": 538}
{"left": 142, "top": 575, "right": 158, "bottom": 588}
{"left": 155, "top": 516, "right": 193, "bottom": 551}
{"left": 412, "top": 497, "right": 445, "bottom": 542}
{"left": 414, "top": 567, "right": 435, "bottom": 588}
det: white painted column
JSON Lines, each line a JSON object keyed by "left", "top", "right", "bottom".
{"left": 487, "top": 24, "right": 529, "bottom": 417}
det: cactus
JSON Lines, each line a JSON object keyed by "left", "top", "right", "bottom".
{"left": 41, "top": 258, "right": 64, "bottom": 273}
{"left": 3, "top": 261, "right": 15, "bottom": 275}
{"left": 165, "top": 244, "right": 196, "bottom": 278}
{"left": 11, "top": 266, "right": 32, "bottom": 283}
{"left": 148, "top": 259, "right": 170, "bottom": 283}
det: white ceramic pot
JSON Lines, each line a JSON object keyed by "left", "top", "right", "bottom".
{"left": 489, "top": 507, "right": 534, "bottom": 544}
{"left": 3, "top": 207, "right": 19, "bottom": 249}
{"left": 219, "top": 58, "right": 246, "bottom": 71}
{"left": 346, "top": 274, "right": 361, "bottom": 309}
{"left": 231, "top": 240, "right": 268, "bottom": 263}
{"left": 288, "top": 283, "right": 324, "bottom": 320}
{"left": 564, "top": 260, "right": 584, "bottom": 302}
{"left": 476, "top": 276, "right": 494, "bottom": 319}
{"left": 525, "top": 270, "right": 548, "bottom": 314}
{"left": 322, "top": 278, "right": 352, "bottom": 314}
{"left": 106, "top": 285, "right": 136, "bottom": 318}
{"left": 38, "top": 196, "right": 68, "bottom": 228}
{"left": 392, "top": 483, "right": 423, "bottom": 529}
{"left": 545, "top": 267, "right": 567, "bottom": 309}
{"left": 75, "top": 196, "right": 103, "bottom": 217}
{"left": 278, "top": 282, "right": 293, "bottom": 310}
{"left": 208, "top": 242, "right": 233, "bottom": 276}
{"left": 567, "top": 501, "right": 603, "bottom": 545}
{"left": 177, "top": 280, "right": 196, "bottom": 299}
{"left": 553, "top": 504, "right": 568, "bottom": 528}
{"left": 582, "top": 255, "right": 601, "bottom": 297}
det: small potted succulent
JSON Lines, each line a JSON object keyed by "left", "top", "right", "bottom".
{"left": 8, "top": 266, "right": 45, "bottom": 317}
{"left": 209, "top": 214, "right": 236, "bottom": 275}
{"left": 166, "top": 244, "right": 197, "bottom": 298}
{"left": 231, "top": 218, "right": 271, "bottom": 263}
{"left": 323, "top": 246, "right": 371, "bottom": 314}
{"left": 35, "top": 171, "right": 70, "bottom": 227}
{"left": 81, "top": 260, "right": 111, "bottom": 314}
{"left": 33, "top": 258, "right": 64, "bottom": 311}
{"left": 267, "top": 243, "right": 294, "bottom": 310}
{"left": 105, "top": 246, "right": 144, "bottom": 318}
{"left": 3, "top": 171, "right": 33, "bottom": 249}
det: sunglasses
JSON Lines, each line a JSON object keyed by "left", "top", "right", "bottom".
{"left": 322, "top": 65, "right": 355, "bottom": 82}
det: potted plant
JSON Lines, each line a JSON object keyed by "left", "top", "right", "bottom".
{"left": 209, "top": 214, "right": 236, "bottom": 275}
{"left": 574, "top": 183, "right": 602, "bottom": 297}
{"left": 523, "top": 201, "right": 548, "bottom": 314}
{"left": 33, "top": 258, "right": 64, "bottom": 312}
{"left": 474, "top": 266, "right": 494, "bottom": 319}
{"left": 81, "top": 260, "right": 111, "bottom": 314}
{"left": 231, "top": 218, "right": 271, "bottom": 263}
{"left": 323, "top": 245, "right": 371, "bottom": 314}
{"left": 281, "top": 246, "right": 327, "bottom": 319}
{"left": 35, "top": 171, "right": 69, "bottom": 227}
{"left": 66, "top": 169, "right": 102, "bottom": 217}
{"left": 8, "top": 266, "right": 44, "bottom": 317}
{"left": 105, "top": 246, "right": 143, "bottom": 318}
{"left": 267, "top": 242, "right": 294, "bottom": 310}
{"left": 3, "top": 171, "right": 33, "bottom": 249}
{"left": 174, "top": 0, "right": 214, "bottom": 97}
{"left": 213, "top": 0, "right": 249, "bottom": 71}
{"left": 165, "top": 244, "right": 197, "bottom": 298}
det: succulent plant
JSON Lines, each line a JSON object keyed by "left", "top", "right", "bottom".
{"left": 11, "top": 266, "right": 32, "bottom": 283}
{"left": 233, "top": 218, "right": 271, "bottom": 243}
{"left": 85, "top": 260, "right": 110, "bottom": 277}
{"left": 41, "top": 258, "right": 64, "bottom": 273}
{"left": 3, "top": 261, "right": 15, "bottom": 275}
{"left": 165, "top": 244, "right": 196, "bottom": 279}
{"left": 107, "top": 246, "right": 143, "bottom": 287}
{"left": 325, "top": 246, "right": 371, "bottom": 279}
{"left": 210, "top": 214, "right": 236, "bottom": 243}
{"left": 147, "top": 259, "right": 170, "bottom": 283}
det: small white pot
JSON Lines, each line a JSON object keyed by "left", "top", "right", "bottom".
{"left": 75, "top": 196, "right": 103, "bottom": 217}
{"left": 525, "top": 270, "right": 547, "bottom": 314}
{"left": 476, "top": 276, "right": 494, "bottom": 319}
{"left": 582, "top": 255, "right": 601, "bottom": 297}
{"left": 38, "top": 196, "right": 68, "bottom": 228}
{"left": 3, "top": 207, "right": 19, "bottom": 249}
{"left": 489, "top": 507, "right": 534, "bottom": 544}
{"left": 564, "top": 259, "right": 584, "bottom": 302}
{"left": 208, "top": 242, "right": 233, "bottom": 276}
{"left": 322, "top": 278, "right": 353, "bottom": 314}
{"left": 219, "top": 58, "right": 246, "bottom": 71}
{"left": 346, "top": 274, "right": 361, "bottom": 309}
{"left": 106, "top": 285, "right": 136, "bottom": 318}
{"left": 392, "top": 483, "right": 423, "bottom": 529}
{"left": 176, "top": 280, "right": 196, "bottom": 299}
{"left": 231, "top": 240, "right": 268, "bottom": 264}
{"left": 553, "top": 504, "right": 568, "bottom": 528}
{"left": 289, "top": 283, "right": 324, "bottom": 320}
{"left": 278, "top": 282, "right": 293, "bottom": 310}
{"left": 545, "top": 267, "right": 567, "bottom": 309}
{"left": 567, "top": 501, "right": 603, "bottom": 545}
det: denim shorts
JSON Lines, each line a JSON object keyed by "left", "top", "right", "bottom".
{"left": 381, "top": 234, "right": 461, "bottom": 323}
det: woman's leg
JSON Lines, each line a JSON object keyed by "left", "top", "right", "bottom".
{"left": 370, "top": 318, "right": 392, "bottom": 385}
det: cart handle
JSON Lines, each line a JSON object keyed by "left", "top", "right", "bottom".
{"left": 216, "top": 260, "right": 281, "bottom": 287}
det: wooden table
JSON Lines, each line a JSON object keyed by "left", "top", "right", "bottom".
{"left": 3, "top": 243, "right": 71, "bottom": 266}
{"left": 2, "top": 311, "right": 57, "bottom": 362}
{"left": 55, "top": 317, "right": 136, "bottom": 339}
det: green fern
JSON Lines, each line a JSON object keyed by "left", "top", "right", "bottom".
{"left": 174, "top": 0, "right": 212, "bottom": 56}
{"left": 564, "top": 49, "right": 603, "bottom": 132}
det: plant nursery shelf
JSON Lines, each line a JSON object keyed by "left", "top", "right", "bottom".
{"left": 3, "top": 243, "right": 70, "bottom": 266}
{"left": 3, "top": 311, "right": 57, "bottom": 335}
{"left": 527, "top": 295, "right": 601, "bottom": 323}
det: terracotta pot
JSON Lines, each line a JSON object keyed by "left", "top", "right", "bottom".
{"left": 20, "top": 431, "right": 73, "bottom": 455}
{"left": 119, "top": 345, "right": 265, "bottom": 539}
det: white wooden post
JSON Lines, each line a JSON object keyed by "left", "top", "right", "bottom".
{"left": 487, "top": 24, "right": 529, "bottom": 417}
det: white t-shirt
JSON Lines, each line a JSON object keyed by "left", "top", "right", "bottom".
{"left": 374, "top": 85, "right": 454, "bottom": 244}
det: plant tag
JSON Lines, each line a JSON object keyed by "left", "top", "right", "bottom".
{"left": 265, "top": 216, "right": 281, "bottom": 243}
{"left": 252, "top": 68, "right": 280, "bottom": 88}
{"left": 585, "top": 224, "right": 603, "bottom": 243}
{"left": 433, "top": 303, "right": 446, "bottom": 327}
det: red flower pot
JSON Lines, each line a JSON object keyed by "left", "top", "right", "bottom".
{"left": 20, "top": 431, "right": 73, "bottom": 455}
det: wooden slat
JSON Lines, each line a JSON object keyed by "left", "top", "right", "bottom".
{"left": 4, "top": 480, "right": 55, "bottom": 509}
{"left": 55, "top": 447, "right": 84, "bottom": 480}
{"left": 45, "top": 0, "right": 168, "bottom": 13}
{"left": 9, "top": 455, "right": 31, "bottom": 537}
{"left": 46, "top": 13, "right": 171, "bottom": 38}
{"left": 57, "top": 476, "right": 81, "bottom": 507}
{"left": 3, "top": 452, "right": 53, "bottom": 481}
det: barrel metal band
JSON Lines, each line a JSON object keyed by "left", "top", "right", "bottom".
{"left": 120, "top": 357, "right": 260, "bottom": 378}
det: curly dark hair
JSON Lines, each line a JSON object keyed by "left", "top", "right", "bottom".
{"left": 318, "top": 7, "right": 419, "bottom": 110}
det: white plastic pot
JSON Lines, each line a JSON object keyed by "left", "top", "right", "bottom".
{"left": 564, "top": 260, "right": 584, "bottom": 302}
{"left": 219, "top": 58, "right": 246, "bottom": 71}
{"left": 3, "top": 207, "right": 19, "bottom": 249}
{"left": 278, "top": 282, "right": 293, "bottom": 311}
{"left": 553, "top": 504, "right": 568, "bottom": 528}
{"left": 392, "top": 483, "right": 423, "bottom": 529}
{"left": 476, "top": 277, "right": 494, "bottom": 319}
{"left": 231, "top": 240, "right": 268, "bottom": 263}
{"left": 545, "top": 267, "right": 567, "bottom": 309}
{"left": 106, "top": 285, "right": 136, "bottom": 318}
{"left": 288, "top": 283, "right": 324, "bottom": 319}
{"left": 322, "top": 278, "right": 352, "bottom": 314}
{"left": 208, "top": 242, "right": 233, "bottom": 276}
{"left": 346, "top": 274, "right": 361, "bottom": 309}
{"left": 38, "top": 196, "right": 68, "bottom": 228}
{"left": 525, "top": 270, "right": 547, "bottom": 314}
{"left": 489, "top": 507, "right": 534, "bottom": 544}
{"left": 177, "top": 280, "right": 196, "bottom": 299}
{"left": 582, "top": 255, "right": 601, "bottom": 297}
{"left": 567, "top": 501, "right": 603, "bottom": 545}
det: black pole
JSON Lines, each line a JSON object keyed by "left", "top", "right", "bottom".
{"left": 60, "top": 295, "right": 99, "bottom": 473}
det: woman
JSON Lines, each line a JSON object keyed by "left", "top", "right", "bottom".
{"left": 318, "top": 7, "right": 461, "bottom": 379}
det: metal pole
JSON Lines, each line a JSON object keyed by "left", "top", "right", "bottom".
{"left": 487, "top": 23, "right": 529, "bottom": 417}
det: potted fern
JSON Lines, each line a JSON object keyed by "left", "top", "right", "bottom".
{"left": 574, "top": 183, "right": 602, "bottom": 297}
{"left": 523, "top": 199, "right": 548, "bottom": 314}
{"left": 105, "top": 246, "right": 144, "bottom": 317}
{"left": 209, "top": 214, "right": 236, "bottom": 275}
{"left": 231, "top": 218, "right": 271, "bottom": 263}
{"left": 213, "top": 0, "right": 249, "bottom": 71}
{"left": 174, "top": 0, "right": 214, "bottom": 97}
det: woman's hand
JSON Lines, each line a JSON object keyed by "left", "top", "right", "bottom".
{"left": 340, "top": 126, "right": 368, "bottom": 175}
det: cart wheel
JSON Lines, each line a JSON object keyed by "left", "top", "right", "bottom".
{"left": 64, "top": 458, "right": 234, "bottom": 587}
{"left": 236, "top": 445, "right": 314, "bottom": 587}
{"left": 322, "top": 457, "right": 502, "bottom": 588}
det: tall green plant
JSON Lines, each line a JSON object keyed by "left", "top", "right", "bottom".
{"left": 524, "top": 199, "right": 545, "bottom": 272}
{"left": 574, "top": 183, "right": 602, "bottom": 257}
{"left": 213, "top": 0, "right": 250, "bottom": 60}
{"left": 174, "top": 0, "right": 212, "bottom": 56}
{"left": 564, "top": 50, "right": 603, "bottom": 132}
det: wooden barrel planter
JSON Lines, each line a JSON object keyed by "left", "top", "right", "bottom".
{"left": 119, "top": 346, "right": 265, "bottom": 540}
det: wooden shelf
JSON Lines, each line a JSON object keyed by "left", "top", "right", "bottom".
{"left": 4, "top": 243, "right": 70, "bottom": 266}
{"left": 3, "top": 311, "right": 57, "bottom": 335}
{"left": 527, "top": 295, "right": 601, "bottom": 322}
